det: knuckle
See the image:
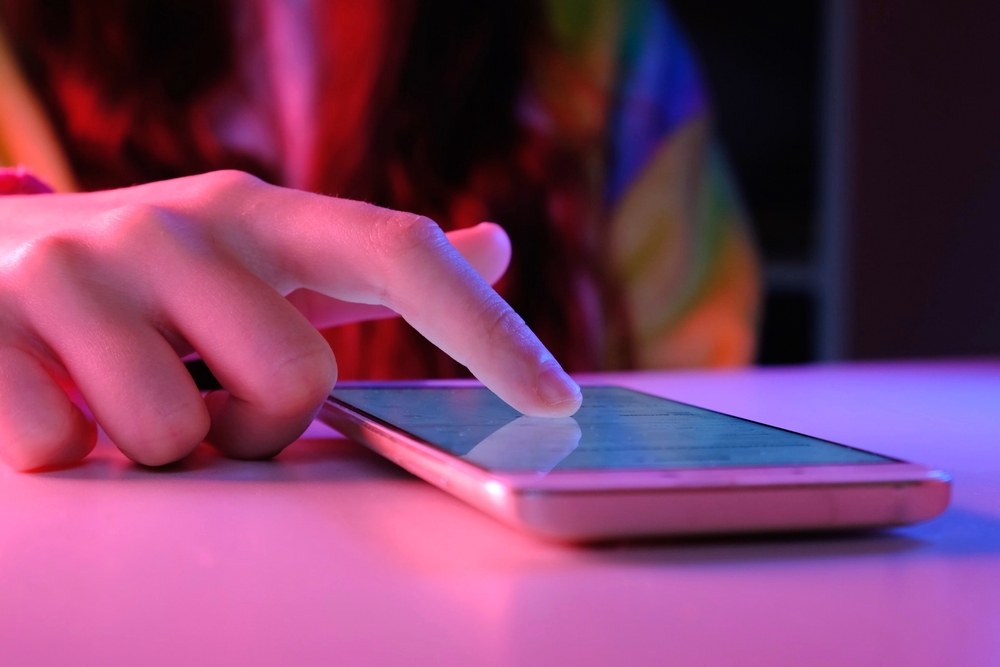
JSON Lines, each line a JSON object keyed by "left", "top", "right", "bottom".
{"left": 199, "top": 169, "right": 265, "bottom": 200}
{"left": 481, "top": 299, "right": 528, "bottom": 344}
{"left": 11, "top": 204, "right": 170, "bottom": 278}
{"left": 375, "top": 212, "right": 447, "bottom": 260}
{"left": 154, "top": 170, "right": 266, "bottom": 221}
{"left": 2, "top": 233, "right": 89, "bottom": 288}
{"left": 98, "top": 203, "right": 173, "bottom": 247}
{"left": 1, "top": 203, "right": 181, "bottom": 290}
{"left": 0, "top": 203, "right": 196, "bottom": 318}
{"left": 367, "top": 213, "right": 449, "bottom": 305}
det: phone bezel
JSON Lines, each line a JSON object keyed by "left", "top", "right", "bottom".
{"left": 322, "top": 382, "right": 947, "bottom": 494}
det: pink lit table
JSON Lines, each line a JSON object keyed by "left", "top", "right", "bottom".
{"left": 2, "top": 362, "right": 999, "bottom": 666}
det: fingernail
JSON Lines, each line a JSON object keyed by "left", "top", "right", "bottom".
{"left": 536, "top": 363, "right": 582, "bottom": 407}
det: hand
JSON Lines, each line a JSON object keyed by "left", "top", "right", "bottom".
{"left": 0, "top": 171, "right": 581, "bottom": 471}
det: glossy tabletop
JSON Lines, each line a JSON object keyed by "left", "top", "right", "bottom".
{"left": 2, "top": 361, "right": 999, "bottom": 666}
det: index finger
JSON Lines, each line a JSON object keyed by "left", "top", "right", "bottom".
{"left": 201, "top": 174, "right": 582, "bottom": 417}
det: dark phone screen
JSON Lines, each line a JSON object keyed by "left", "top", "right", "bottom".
{"left": 329, "top": 386, "right": 893, "bottom": 474}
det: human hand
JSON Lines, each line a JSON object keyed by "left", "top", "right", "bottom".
{"left": 0, "top": 171, "right": 581, "bottom": 471}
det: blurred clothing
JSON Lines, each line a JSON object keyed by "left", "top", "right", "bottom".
{"left": 532, "top": 0, "right": 759, "bottom": 367}
{"left": 0, "top": 0, "right": 759, "bottom": 374}
{"left": 0, "top": 23, "right": 75, "bottom": 191}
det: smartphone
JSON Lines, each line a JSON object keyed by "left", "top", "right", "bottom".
{"left": 319, "top": 383, "right": 951, "bottom": 541}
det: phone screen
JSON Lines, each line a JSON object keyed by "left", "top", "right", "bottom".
{"left": 329, "top": 386, "right": 894, "bottom": 474}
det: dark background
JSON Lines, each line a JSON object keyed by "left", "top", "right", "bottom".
{"left": 669, "top": 0, "right": 1000, "bottom": 364}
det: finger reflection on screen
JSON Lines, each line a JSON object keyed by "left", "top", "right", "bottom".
{"left": 461, "top": 417, "right": 582, "bottom": 473}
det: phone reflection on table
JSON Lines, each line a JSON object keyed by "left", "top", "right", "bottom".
{"left": 461, "top": 417, "right": 582, "bottom": 474}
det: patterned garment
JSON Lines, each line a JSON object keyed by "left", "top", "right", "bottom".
{"left": 527, "top": 0, "right": 760, "bottom": 366}
{"left": 0, "top": 1, "right": 760, "bottom": 369}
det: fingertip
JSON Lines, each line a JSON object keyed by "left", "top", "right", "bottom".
{"left": 483, "top": 359, "right": 583, "bottom": 419}
{"left": 530, "top": 362, "right": 583, "bottom": 417}
{"left": 113, "top": 402, "right": 210, "bottom": 467}
{"left": 476, "top": 221, "right": 511, "bottom": 251}
{"left": 0, "top": 347, "right": 99, "bottom": 472}
{"left": 203, "top": 390, "right": 315, "bottom": 460}
{"left": 477, "top": 222, "right": 512, "bottom": 280}
{"left": 532, "top": 394, "right": 583, "bottom": 418}
{"left": 1, "top": 402, "right": 98, "bottom": 473}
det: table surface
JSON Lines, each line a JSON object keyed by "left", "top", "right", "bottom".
{"left": 2, "top": 361, "right": 999, "bottom": 666}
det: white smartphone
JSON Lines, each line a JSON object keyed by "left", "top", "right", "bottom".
{"left": 319, "top": 383, "right": 951, "bottom": 541}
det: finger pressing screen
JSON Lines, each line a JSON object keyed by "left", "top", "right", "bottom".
{"left": 373, "top": 216, "right": 582, "bottom": 416}
{"left": 218, "top": 183, "right": 581, "bottom": 417}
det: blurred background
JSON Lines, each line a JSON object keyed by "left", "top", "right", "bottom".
{"left": 672, "top": 0, "right": 1000, "bottom": 364}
